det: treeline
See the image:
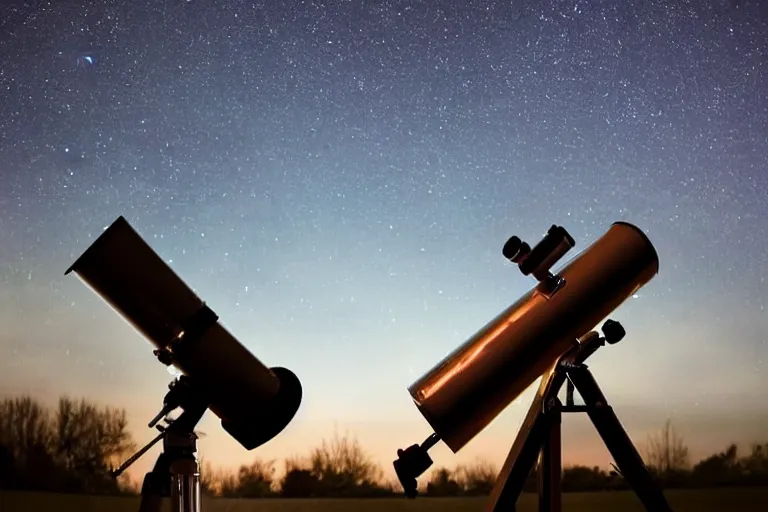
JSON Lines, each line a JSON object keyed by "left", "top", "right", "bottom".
{"left": 638, "top": 420, "right": 768, "bottom": 490}
{"left": 1, "top": 396, "right": 767, "bottom": 498}
{"left": 0, "top": 396, "right": 135, "bottom": 495}
{"left": 419, "top": 426, "right": 768, "bottom": 498}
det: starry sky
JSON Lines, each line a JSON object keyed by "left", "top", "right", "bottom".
{"left": 1, "top": 0, "right": 767, "bottom": 484}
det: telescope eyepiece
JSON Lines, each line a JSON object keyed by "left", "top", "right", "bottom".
{"left": 393, "top": 433, "right": 440, "bottom": 498}
{"left": 504, "top": 225, "right": 575, "bottom": 291}
{"left": 394, "top": 445, "right": 432, "bottom": 498}
{"left": 503, "top": 236, "right": 531, "bottom": 263}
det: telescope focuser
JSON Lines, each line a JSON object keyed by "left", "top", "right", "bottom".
{"left": 111, "top": 376, "right": 209, "bottom": 479}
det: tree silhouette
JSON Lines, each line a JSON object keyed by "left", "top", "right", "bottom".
{"left": 0, "top": 397, "right": 52, "bottom": 465}
{"left": 643, "top": 418, "right": 690, "bottom": 483}
{"left": 561, "top": 465, "right": 615, "bottom": 492}
{"left": 53, "top": 397, "right": 136, "bottom": 493}
{"left": 426, "top": 467, "right": 461, "bottom": 496}
{"left": 0, "top": 397, "right": 56, "bottom": 490}
{"left": 455, "top": 459, "right": 497, "bottom": 496}
{"left": 693, "top": 444, "right": 740, "bottom": 487}
{"left": 307, "top": 431, "right": 383, "bottom": 496}
{"left": 0, "top": 395, "right": 134, "bottom": 494}
{"left": 0, "top": 444, "right": 14, "bottom": 489}
{"left": 278, "top": 455, "right": 322, "bottom": 497}
{"left": 235, "top": 459, "right": 276, "bottom": 497}
{"left": 198, "top": 457, "right": 217, "bottom": 496}
{"left": 741, "top": 443, "right": 768, "bottom": 484}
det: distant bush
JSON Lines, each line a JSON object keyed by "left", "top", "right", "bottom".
{"left": 277, "top": 431, "right": 392, "bottom": 498}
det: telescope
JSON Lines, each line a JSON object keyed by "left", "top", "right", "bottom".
{"left": 65, "top": 216, "right": 302, "bottom": 512}
{"left": 393, "top": 222, "right": 674, "bottom": 512}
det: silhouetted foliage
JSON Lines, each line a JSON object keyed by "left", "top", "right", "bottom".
{"left": 280, "top": 457, "right": 323, "bottom": 497}
{"left": 278, "top": 432, "right": 391, "bottom": 498}
{"left": 217, "top": 470, "right": 241, "bottom": 498}
{"left": 424, "top": 460, "right": 502, "bottom": 497}
{"left": 309, "top": 431, "right": 382, "bottom": 495}
{"left": 234, "top": 459, "right": 277, "bottom": 498}
{"left": 2, "top": 399, "right": 768, "bottom": 498}
{"left": 198, "top": 458, "right": 216, "bottom": 496}
{"left": 693, "top": 444, "right": 741, "bottom": 487}
{"left": 455, "top": 459, "right": 497, "bottom": 496}
{"left": 53, "top": 397, "right": 136, "bottom": 493}
{"left": 644, "top": 419, "right": 691, "bottom": 475}
{"left": 561, "top": 465, "right": 611, "bottom": 492}
{"left": 742, "top": 443, "right": 768, "bottom": 485}
{"left": 0, "top": 444, "right": 14, "bottom": 489}
{"left": 281, "top": 467, "right": 322, "bottom": 498}
{"left": 691, "top": 443, "right": 768, "bottom": 488}
{"left": 426, "top": 467, "right": 461, "bottom": 496}
{"left": 0, "top": 395, "right": 135, "bottom": 495}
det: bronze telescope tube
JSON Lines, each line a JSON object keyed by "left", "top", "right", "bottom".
{"left": 407, "top": 222, "right": 659, "bottom": 452}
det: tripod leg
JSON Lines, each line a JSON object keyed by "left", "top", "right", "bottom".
{"left": 171, "top": 457, "right": 202, "bottom": 512}
{"left": 567, "top": 366, "right": 673, "bottom": 512}
{"left": 138, "top": 470, "right": 168, "bottom": 512}
{"left": 538, "top": 400, "right": 562, "bottom": 512}
{"left": 487, "top": 406, "right": 547, "bottom": 512}
{"left": 486, "top": 366, "right": 566, "bottom": 512}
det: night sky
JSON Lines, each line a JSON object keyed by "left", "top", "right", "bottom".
{"left": 1, "top": 0, "right": 767, "bottom": 483}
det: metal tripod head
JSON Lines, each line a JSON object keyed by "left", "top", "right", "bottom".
{"left": 112, "top": 376, "right": 209, "bottom": 512}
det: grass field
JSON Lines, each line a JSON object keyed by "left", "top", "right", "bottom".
{"left": 2, "top": 487, "right": 766, "bottom": 511}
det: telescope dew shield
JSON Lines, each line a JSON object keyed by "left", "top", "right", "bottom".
{"left": 65, "top": 216, "right": 302, "bottom": 450}
{"left": 407, "top": 222, "right": 659, "bottom": 453}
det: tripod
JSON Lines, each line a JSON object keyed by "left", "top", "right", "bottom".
{"left": 112, "top": 377, "right": 208, "bottom": 512}
{"left": 486, "top": 325, "right": 673, "bottom": 512}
